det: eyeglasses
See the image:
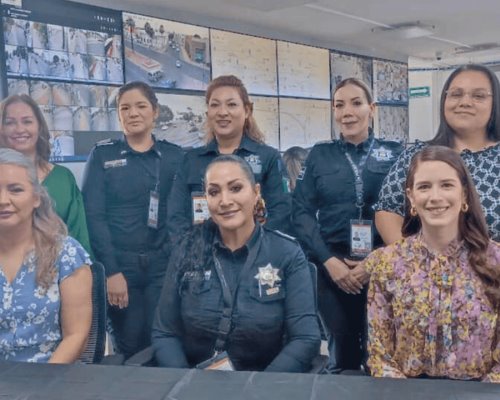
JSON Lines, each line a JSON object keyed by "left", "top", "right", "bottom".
{"left": 445, "top": 89, "right": 493, "bottom": 103}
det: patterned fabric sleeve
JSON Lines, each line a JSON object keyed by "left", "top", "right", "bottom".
{"left": 373, "top": 143, "right": 424, "bottom": 215}
{"left": 57, "top": 236, "right": 92, "bottom": 282}
{"left": 483, "top": 242, "right": 500, "bottom": 383}
{"left": 366, "top": 249, "right": 406, "bottom": 378}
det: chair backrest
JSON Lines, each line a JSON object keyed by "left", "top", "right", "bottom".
{"left": 308, "top": 262, "right": 318, "bottom": 311}
{"left": 78, "top": 262, "right": 107, "bottom": 364}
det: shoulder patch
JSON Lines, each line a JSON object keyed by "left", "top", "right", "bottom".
{"left": 95, "top": 138, "right": 116, "bottom": 147}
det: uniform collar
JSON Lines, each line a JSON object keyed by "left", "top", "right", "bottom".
{"left": 119, "top": 135, "right": 162, "bottom": 157}
{"left": 340, "top": 130, "right": 375, "bottom": 153}
{"left": 201, "top": 134, "right": 259, "bottom": 155}
{"left": 213, "top": 222, "right": 262, "bottom": 254}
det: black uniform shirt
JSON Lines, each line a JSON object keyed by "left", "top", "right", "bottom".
{"left": 292, "top": 134, "right": 403, "bottom": 263}
{"left": 82, "top": 136, "right": 183, "bottom": 276}
{"left": 166, "top": 135, "right": 291, "bottom": 237}
{"left": 152, "top": 224, "right": 320, "bottom": 372}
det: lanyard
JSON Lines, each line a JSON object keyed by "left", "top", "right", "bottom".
{"left": 344, "top": 138, "right": 375, "bottom": 220}
{"left": 212, "top": 228, "right": 263, "bottom": 353}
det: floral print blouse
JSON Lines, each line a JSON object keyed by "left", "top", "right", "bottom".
{"left": 364, "top": 234, "right": 500, "bottom": 382}
{"left": 0, "top": 236, "right": 90, "bottom": 362}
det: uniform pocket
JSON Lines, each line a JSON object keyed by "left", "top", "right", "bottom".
{"left": 366, "top": 158, "right": 393, "bottom": 174}
{"left": 249, "top": 285, "right": 286, "bottom": 302}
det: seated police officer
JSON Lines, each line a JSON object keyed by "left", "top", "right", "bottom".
{"left": 152, "top": 155, "right": 320, "bottom": 372}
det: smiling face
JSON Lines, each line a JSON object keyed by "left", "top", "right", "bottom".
{"left": 0, "top": 163, "right": 40, "bottom": 232}
{"left": 406, "top": 160, "right": 465, "bottom": 238}
{"left": 444, "top": 70, "right": 493, "bottom": 137}
{"left": 333, "top": 83, "right": 375, "bottom": 145}
{"left": 118, "top": 88, "right": 158, "bottom": 138}
{"left": 1, "top": 101, "right": 40, "bottom": 158}
{"left": 205, "top": 161, "right": 259, "bottom": 238}
{"left": 206, "top": 86, "right": 250, "bottom": 142}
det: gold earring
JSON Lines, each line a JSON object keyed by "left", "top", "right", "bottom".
{"left": 254, "top": 196, "right": 267, "bottom": 223}
{"left": 461, "top": 203, "right": 469, "bottom": 213}
{"left": 410, "top": 206, "right": 418, "bottom": 217}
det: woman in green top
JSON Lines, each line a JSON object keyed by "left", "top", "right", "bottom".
{"left": 0, "top": 94, "right": 92, "bottom": 255}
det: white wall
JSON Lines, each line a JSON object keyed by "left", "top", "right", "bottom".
{"left": 408, "top": 52, "right": 500, "bottom": 143}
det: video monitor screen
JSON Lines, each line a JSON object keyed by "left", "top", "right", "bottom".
{"left": 123, "top": 11, "right": 210, "bottom": 91}
{"left": 2, "top": 0, "right": 123, "bottom": 84}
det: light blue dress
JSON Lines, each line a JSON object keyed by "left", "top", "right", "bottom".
{"left": 0, "top": 236, "right": 90, "bottom": 362}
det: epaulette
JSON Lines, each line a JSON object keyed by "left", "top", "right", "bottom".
{"left": 95, "top": 138, "right": 117, "bottom": 147}
{"left": 315, "top": 139, "right": 334, "bottom": 146}
{"left": 157, "top": 138, "right": 182, "bottom": 149}
{"left": 269, "top": 229, "right": 298, "bottom": 243}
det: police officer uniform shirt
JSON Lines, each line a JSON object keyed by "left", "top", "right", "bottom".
{"left": 82, "top": 136, "right": 183, "bottom": 277}
{"left": 292, "top": 133, "right": 404, "bottom": 263}
{"left": 167, "top": 135, "right": 291, "bottom": 238}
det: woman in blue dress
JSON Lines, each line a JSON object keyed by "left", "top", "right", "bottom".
{"left": 0, "top": 148, "right": 92, "bottom": 362}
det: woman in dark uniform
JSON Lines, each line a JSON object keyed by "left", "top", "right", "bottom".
{"left": 292, "top": 78, "right": 403, "bottom": 373}
{"left": 167, "top": 75, "right": 290, "bottom": 237}
{"left": 153, "top": 155, "right": 320, "bottom": 372}
{"left": 82, "top": 81, "right": 183, "bottom": 358}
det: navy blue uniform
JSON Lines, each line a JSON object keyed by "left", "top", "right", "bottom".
{"left": 82, "top": 136, "right": 183, "bottom": 358}
{"left": 152, "top": 223, "right": 321, "bottom": 372}
{"left": 167, "top": 135, "right": 291, "bottom": 237}
{"left": 292, "top": 133, "right": 403, "bottom": 371}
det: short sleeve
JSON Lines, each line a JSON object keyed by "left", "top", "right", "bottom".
{"left": 373, "top": 143, "right": 424, "bottom": 215}
{"left": 57, "top": 236, "right": 92, "bottom": 282}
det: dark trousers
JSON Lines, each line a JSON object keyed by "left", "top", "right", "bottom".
{"left": 317, "top": 263, "right": 368, "bottom": 372}
{"left": 108, "top": 249, "right": 168, "bottom": 359}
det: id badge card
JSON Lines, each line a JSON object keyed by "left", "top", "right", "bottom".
{"left": 147, "top": 190, "right": 159, "bottom": 229}
{"left": 192, "top": 191, "right": 210, "bottom": 224}
{"left": 350, "top": 219, "right": 373, "bottom": 259}
{"left": 196, "top": 351, "right": 235, "bottom": 371}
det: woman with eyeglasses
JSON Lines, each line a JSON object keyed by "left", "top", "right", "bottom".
{"left": 375, "top": 64, "right": 500, "bottom": 243}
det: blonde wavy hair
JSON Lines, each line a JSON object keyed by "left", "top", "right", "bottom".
{"left": 203, "top": 75, "right": 265, "bottom": 144}
{"left": 0, "top": 148, "right": 67, "bottom": 289}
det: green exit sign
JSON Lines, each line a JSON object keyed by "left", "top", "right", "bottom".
{"left": 409, "top": 86, "right": 431, "bottom": 98}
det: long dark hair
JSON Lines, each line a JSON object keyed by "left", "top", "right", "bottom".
{"left": 172, "top": 220, "right": 218, "bottom": 281}
{"left": 430, "top": 64, "right": 500, "bottom": 147}
{"left": 402, "top": 145, "right": 500, "bottom": 305}
{"left": 173, "top": 155, "right": 257, "bottom": 279}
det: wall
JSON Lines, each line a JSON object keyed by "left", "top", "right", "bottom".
{"left": 408, "top": 52, "right": 500, "bottom": 142}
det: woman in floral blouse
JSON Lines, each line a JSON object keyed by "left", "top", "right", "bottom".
{"left": 365, "top": 145, "right": 500, "bottom": 382}
{"left": 0, "top": 148, "right": 92, "bottom": 362}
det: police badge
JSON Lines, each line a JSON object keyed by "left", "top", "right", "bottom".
{"left": 255, "top": 263, "right": 281, "bottom": 297}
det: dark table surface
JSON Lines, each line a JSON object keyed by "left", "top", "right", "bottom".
{"left": 0, "top": 361, "right": 499, "bottom": 400}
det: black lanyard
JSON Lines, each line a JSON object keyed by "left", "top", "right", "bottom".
{"left": 212, "top": 229, "right": 263, "bottom": 353}
{"left": 344, "top": 138, "right": 375, "bottom": 220}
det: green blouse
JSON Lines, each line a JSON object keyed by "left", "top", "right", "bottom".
{"left": 43, "top": 164, "right": 93, "bottom": 257}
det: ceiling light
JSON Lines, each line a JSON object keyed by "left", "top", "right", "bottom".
{"left": 372, "top": 21, "right": 435, "bottom": 39}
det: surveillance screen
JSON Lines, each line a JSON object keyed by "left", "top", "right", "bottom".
{"left": 2, "top": 0, "right": 123, "bottom": 84}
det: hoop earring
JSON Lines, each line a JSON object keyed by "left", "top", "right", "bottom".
{"left": 254, "top": 196, "right": 267, "bottom": 224}
{"left": 410, "top": 206, "right": 418, "bottom": 217}
{"left": 461, "top": 203, "right": 469, "bottom": 213}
